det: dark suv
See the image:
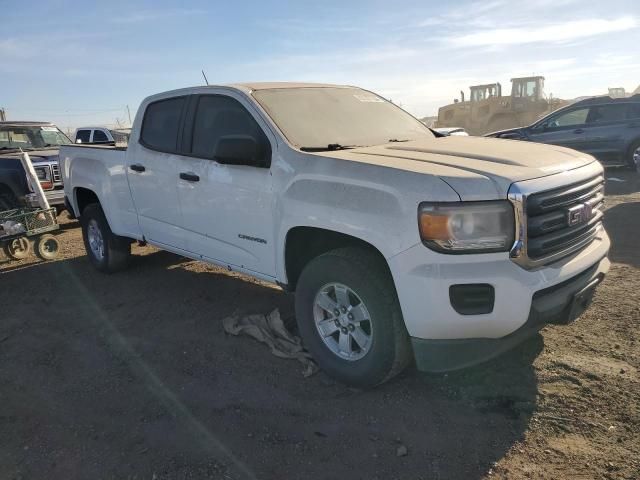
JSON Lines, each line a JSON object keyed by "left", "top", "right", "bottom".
{"left": 486, "top": 95, "right": 640, "bottom": 168}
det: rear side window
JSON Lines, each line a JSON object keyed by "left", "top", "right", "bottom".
{"left": 92, "top": 130, "right": 109, "bottom": 142}
{"left": 190, "top": 95, "right": 270, "bottom": 162}
{"left": 140, "top": 97, "right": 186, "bottom": 152}
{"left": 588, "top": 104, "right": 628, "bottom": 123}
{"left": 76, "top": 129, "right": 91, "bottom": 143}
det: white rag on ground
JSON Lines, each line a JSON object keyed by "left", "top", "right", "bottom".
{"left": 222, "top": 309, "right": 318, "bottom": 377}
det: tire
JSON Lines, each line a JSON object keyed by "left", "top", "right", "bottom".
{"left": 295, "top": 247, "right": 412, "bottom": 387}
{"left": 3, "top": 237, "right": 31, "bottom": 260}
{"left": 80, "top": 203, "right": 130, "bottom": 273}
{"left": 35, "top": 234, "right": 60, "bottom": 260}
{"left": 628, "top": 140, "right": 640, "bottom": 172}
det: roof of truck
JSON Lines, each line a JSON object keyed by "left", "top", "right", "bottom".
{"left": 228, "top": 82, "right": 350, "bottom": 92}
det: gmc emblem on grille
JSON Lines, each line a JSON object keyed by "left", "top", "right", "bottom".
{"left": 567, "top": 203, "right": 592, "bottom": 226}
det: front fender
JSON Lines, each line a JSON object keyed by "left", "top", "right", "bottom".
{"left": 273, "top": 156, "right": 460, "bottom": 283}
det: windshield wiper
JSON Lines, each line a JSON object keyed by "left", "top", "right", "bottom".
{"left": 300, "top": 143, "right": 362, "bottom": 152}
{"left": 388, "top": 138, "right": 410, "bottom": 143}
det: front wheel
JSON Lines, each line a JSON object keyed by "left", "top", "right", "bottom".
{"left": 295, "top": 247, "right": 412, "bottom": 387}
{"left": 81, "top": 203, "right": 130, "bottom": 273}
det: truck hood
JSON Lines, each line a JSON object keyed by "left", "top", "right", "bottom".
{"left": 0, "top": 149, "right": 59, "bottom": 163}
{"left": 314, "top": 136, "right": 596, "bottom": 199}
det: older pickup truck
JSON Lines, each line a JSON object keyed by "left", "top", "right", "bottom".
{"left": 0, "top": 121, "right": 70, "bottom": 210}
{"left": 60, "top": 83, "right": 610, "bottom": 387}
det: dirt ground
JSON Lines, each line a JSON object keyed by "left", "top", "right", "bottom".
{"left": 1, "top": 170, "right": 638, "bottom": 480}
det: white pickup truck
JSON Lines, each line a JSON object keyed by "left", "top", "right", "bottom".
{"left": 60, "top": 83, "right": 610, "bottom": 387}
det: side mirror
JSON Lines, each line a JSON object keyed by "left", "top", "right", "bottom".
{"left": 75, "top": 139, "right": 83, "bottom": 144}
{"left": 213, "top": 135, "right": 270, "bottom": 168}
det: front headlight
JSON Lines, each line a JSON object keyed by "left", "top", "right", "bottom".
{"left": 418, "top": 201, "right": 515, "bottom": 253}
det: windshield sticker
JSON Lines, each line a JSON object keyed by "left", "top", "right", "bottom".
{"left": 353, "top": 94, "right": 384, "bottom": 103}
{"left": 41, "top": 126, "right": 58, "bottom": 131}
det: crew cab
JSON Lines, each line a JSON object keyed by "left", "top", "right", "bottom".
{"left": 60, "top": 83, "right": 610, "bottom": 387}
{"left": 0, "top": 121, "right": 71, "bottom": 210}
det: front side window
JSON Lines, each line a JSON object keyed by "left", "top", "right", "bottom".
{"left": 547, "top": 108, "right": 590, "bottom": 128}
{"left": 252, "top": 87, "right": 432, "bottom": 149}
{"left": 76, "top": 130, "right": 91, "bottom": 143}
{"left": 140, "top": 97, "right": 186, "bottom": 152}
{"left": 190, "top": 95, "right": 270, "bottom": 164}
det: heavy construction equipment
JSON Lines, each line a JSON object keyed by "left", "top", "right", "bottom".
{"left": 436, "top": 76, "right": 567, "bottom": 135}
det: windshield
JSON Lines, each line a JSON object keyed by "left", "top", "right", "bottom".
{"left": 252, "top": 87, "right": 434, "bottom": 150}
{"left": 0, "top": 125, "right": 72, "bottom": 150}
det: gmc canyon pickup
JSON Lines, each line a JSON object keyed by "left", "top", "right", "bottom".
{"left": 60, "top": 83, "right": 610, "bottom": 387}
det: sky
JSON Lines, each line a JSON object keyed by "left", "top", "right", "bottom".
{"left": 1, "top": 0, "right": 639, "bottom": 132}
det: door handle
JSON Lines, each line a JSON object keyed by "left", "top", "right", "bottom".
{"left": 179, "top": 172, "right": 200, "bottom": 182}
{"left": 129, "top": 164, "right": 145, "bottom": 172}
{"left": 573, "top": 129, "right": 584, "bottom": 134}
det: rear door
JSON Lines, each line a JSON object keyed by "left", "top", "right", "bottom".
{"left": 582, "top": 103, "right": 631, "bottom": 164}
{"left": 175, "top": 92, "right": 276, "bottom": 277}
{"left": 126, "top": 96, "right": 188, "bottom": 250}
{"left": 528, "top": 106, "right": 591, "bottom": 151}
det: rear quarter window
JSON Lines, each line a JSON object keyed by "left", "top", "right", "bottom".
{"left": 140, "top": 97, "right": 186, "bottom": 152}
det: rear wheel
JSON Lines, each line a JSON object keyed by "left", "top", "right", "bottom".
{"left": 3, "top": 237, "right": 31, "bottom": 260}
{"left": 295, "top": 247, "right": 412, "bottom": 387}
{"left": 81, "top": 203, "right": 130, "bottom": 273}
{"left": 35, "top": 234, "right": 60, "bottom": 260}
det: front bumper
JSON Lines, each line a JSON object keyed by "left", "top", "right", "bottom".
{"left": 410, "top": 256, "right": 607, "bottom": 371}
{"left": 388, "top": 227, "right": 610, "bottom": 341}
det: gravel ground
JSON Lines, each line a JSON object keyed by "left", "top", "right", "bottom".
{"left": 0, "top": 170, "right": 638, "bottom": 480}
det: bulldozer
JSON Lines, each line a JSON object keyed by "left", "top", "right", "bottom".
{"left": 435, "top": 76, "right": 567, "bottom": 135}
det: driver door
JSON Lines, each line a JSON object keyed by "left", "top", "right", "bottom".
{"left": 528, "top": 106, "right": 592, "bottom": 151}
{"left": 175, "top": 93, "right": 276, "bottom": 277}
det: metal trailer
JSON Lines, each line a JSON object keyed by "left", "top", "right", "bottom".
{"left": 0, "top": 207, "right": 60, "bottom": 261}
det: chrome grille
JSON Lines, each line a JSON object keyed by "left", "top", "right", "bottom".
{"left": 51, "top": 163, "right": 62, "bottom": 182}
{"left": 526, "top": 175, "right": 604, "bottom": 260}
{"left": 508, "top": 162, "right": 606, "bottom": 270}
